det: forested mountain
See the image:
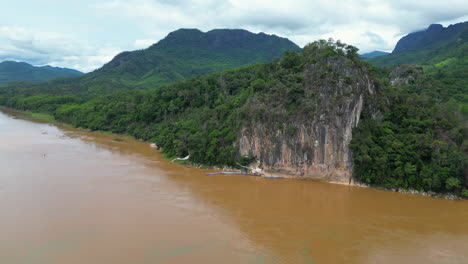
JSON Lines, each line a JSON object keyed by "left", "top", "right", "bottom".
{"left": 369, "top": 22, "right": 467, "bottom": 67}
{"left": 360, "top": 51, "right": 389, "bottom": 58}
{"left": 2, "top": 29, "right": 300, "bottom": 96}
{"left": 93, "top": 28, "right": 301, "bottom": 88}
{"left": 357, "top": 22, "right": 468, "bottom": 196}
{"left": 0, "top": 61, "right": 82, "bottom": 83}
{"left": 393, "top": 22, "right": 467, "bottom": 54}
{"left": 369, "top": 22, "right": 467, "bottom": 116}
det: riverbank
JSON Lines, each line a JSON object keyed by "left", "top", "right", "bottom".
{"left": 1, "top": 106, "right": 465, "bottom": 200}
{"left": 0, "top": 106, "right": 137, "bottom": 141}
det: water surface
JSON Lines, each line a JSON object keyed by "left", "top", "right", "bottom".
{"left": 1, "top": 110, "right": 467, "bottom": 263}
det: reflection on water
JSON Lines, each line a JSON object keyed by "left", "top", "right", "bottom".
{"left": 1, "top": 109, "right": 467, "bottom": 264}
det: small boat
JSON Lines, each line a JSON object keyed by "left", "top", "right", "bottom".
{"left": 206, "top": 172, "right": 285, "bottom": 179}
{"left": 262, "top": 175, "right": 285, "bottom": 179}
{"left": 206, "top": 172, "right": 251, "bottom": 175}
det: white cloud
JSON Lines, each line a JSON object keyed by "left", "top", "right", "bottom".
{"left": 134, "top": 39, "right": 157, "bottom": 49}
{"left": 92, "top": 0, "right": 468, "bottom": 53}
{"left": 1, "top": 0, "right": 467, "bottom": 71}
{"left": 0, "top": 26, "right": 122, "bottom": 72}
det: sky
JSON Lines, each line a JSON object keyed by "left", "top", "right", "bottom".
{"left": 1, "top": 0, "right": 467, "bottom": 72}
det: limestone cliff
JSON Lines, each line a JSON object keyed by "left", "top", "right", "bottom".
{"left": 238, "top": 56, "right": 379, "bottom": 182}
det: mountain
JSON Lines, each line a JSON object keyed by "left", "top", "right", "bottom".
{"left": 368, "top": 22, "right": 467, "bottom": 103}
{"left": 369, "top": 22, "right": 467, "bottom": 66}
{"left": 393, "top": 23, "right": 466, "bottom": 53}
{"left": 3, "top": 29, "right": 300, "bottom": 96}
{"left": 360, "top": 51, "right": 389, "bottom": 58}
{"left": 0, "top": 61, "right": 82, "bottom": 83}
{"left": 98, "top": 28, "right": 300, "bottom": 81}
{"left": 86, "top": 28, "right": 301, "bottom": 88}
{"left": 51, "top": 28, "right": 300, "bottom": 95}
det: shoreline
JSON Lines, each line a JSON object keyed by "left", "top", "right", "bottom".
{"left": 1, "top": 106, "right": 464, "bottom": 200}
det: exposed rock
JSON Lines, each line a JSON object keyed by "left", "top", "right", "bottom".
{"left": 389, "top": 64, "right": 423, "bottom": 87}
{"left": 238, "top": 56, "right": 379, "bottom": 182}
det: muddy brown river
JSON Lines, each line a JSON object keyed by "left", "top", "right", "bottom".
{"left": 0, "top": 109, "right": 467, "bottom": 264}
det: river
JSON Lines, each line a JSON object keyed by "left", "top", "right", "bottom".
{"left": 0, "top": 109, "right": 467, "bottom": 264}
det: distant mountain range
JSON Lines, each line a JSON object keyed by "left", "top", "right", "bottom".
{"left": 393, "top": 23, "right": 466, "bottom": 54}
{"left": 3, "top": 28, "right": 300, "bottom": 95}
{"left": 0, "top": 61, "right": 82, "bottom": 83}
{"left": 360, "top": 51, "right": 390, "bottom": 58}
{"left": 368, "top": 22, "right": 467, "bottom": 66}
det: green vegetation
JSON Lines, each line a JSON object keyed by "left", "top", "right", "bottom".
{"left": 360, "top": 51, "right": 390, "bottom": 58}
{"left": 0, "top": 28, "right": 466, "bottom": 197}
{"left": 0, "top": 39, "right": 361, "bottom": 168}
{"left": 368, "top": 23, "right": 467, "bottom": 114}
{"left": 351, "top": 85, "right": 466, "bottom": 195}
{"left": 0, "top": 61, "right": 82, "bottom": 83}
{"left": 0, "top": 29, "right": 300, "bottom": 97}
{"left": 30, "top": 112, "right": 56, "bottom": 122}
{"left": 354, "top": 22, "right": 468, "bottom": 196}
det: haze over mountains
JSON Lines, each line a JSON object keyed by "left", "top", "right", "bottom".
{"left": 0, "top": 61, "right": 82, "bottom": 83}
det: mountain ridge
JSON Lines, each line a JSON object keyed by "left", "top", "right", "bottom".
{"left": 0, "top": 61, "right": 82, "bottom": 83}
{"left": 7, "top": 28, "right": 300, "bottom": 96}
{"left": 84, "top": 28, "right": 301, "bottom": 91}
{"left": 393, "top": 22, "right": 467, "bottom": 54}
{"left": 360, "top": 51, "right": 390, "bottom": 58}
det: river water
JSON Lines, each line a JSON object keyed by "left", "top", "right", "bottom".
{"left": 0, "top": 109, "right": 467, "bottom": 264}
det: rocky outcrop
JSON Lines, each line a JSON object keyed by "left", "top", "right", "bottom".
{"left": 389, "top": 64, "right": 423, "bottom": 87}
{"left": 238, "top": 57, "right": 379, "bottom": 182}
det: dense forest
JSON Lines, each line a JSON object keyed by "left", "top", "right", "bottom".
{"left": 352, "top": 23, "right": 467, "bottom": 196}
{"left": 0, "top": 37, "right": 466, "bottom": 197}
{"left": 351, "top": 66, "right": 467, "bottom": 196}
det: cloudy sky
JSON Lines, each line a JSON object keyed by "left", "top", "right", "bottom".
{"left": 1, "top": 0, "right": 467, "bottom": 72}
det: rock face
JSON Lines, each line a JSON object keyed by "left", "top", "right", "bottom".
{"left": 238, "top": 57, "right": 379, "bottom": 182}
{"left": 389, "top": 64, "right": 423, "bottom": 87}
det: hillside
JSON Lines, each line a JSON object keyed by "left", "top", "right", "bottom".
{"left": 393, "top": 23, "right": 466, "bottom": 54}
{"left": 360, "top": 51, "right": 389, "bottom": 58}
{"left": 92, "top": 28, "right": 302, "bottom": 88}
{"left": 3, "top": 29, "right": 301, "bottom": 96}
{"left": 0, "top": 61, "right": 82, "bottom": 83}
{"left": 369, "top": 22, "right": 467, "bottom": 116}
{"left": 369, "top": 22, "right": 467, "bottom": 66}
